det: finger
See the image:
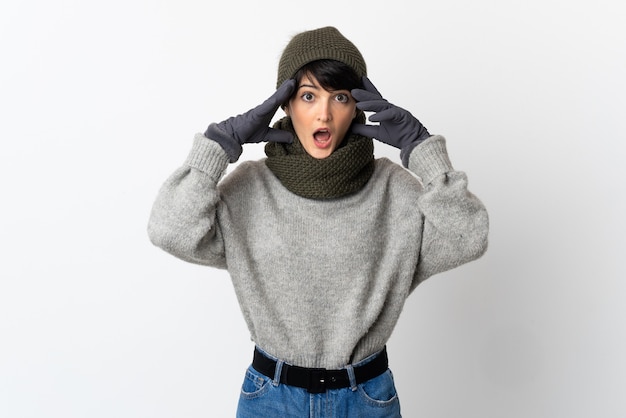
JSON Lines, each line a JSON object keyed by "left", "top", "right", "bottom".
{"left": 367, "top": 107, "right": 402, "bottom": 123}
{"left": 257, "top": 79, "right": 296, "bottom": 115}
{"left": 361, "top": 76, "right": 383, "bottom": 97}
{"left": 273, "top": 78, "right": 296, "bottom": 103}
{"left": 264, "top": 128, "right": 293, "bottom": 144}
{"left": 351, "top": 88, "right": 381, "bottom": 103}
{"left": 350, "top": 123, "right": 379, "bottom": 138}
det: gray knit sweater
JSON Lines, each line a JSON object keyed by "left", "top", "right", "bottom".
{"left": 148, "top": 133, "right": 488, "bottom": 368}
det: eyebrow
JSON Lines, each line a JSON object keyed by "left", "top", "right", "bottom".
{"left": 298, "top": 83, "right": 350, "bottom": 94}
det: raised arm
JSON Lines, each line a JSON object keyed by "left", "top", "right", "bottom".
{"left": 408, "top": 136, "right": 488, "bottom": 288}
{"left": 352, "top": 77, "right": 488, "bottom": 288}
{"left": 147, "top": 136, "right": 230, "bottom": 267}
{"left": 147, "top": 80, "right": 296, "bottom": 266}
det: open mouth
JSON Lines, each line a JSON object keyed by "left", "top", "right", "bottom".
{"left": 313, "top": 129, "right": 332, "bottom": 148}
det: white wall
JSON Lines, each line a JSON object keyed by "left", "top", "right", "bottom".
{"left": 1, "top": 0, "right": 624, "bottom": 417}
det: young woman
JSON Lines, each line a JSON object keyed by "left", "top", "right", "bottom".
{"left": 148, "top": 26, "right": 488, "bottom": 418}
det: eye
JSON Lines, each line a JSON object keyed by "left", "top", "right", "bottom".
{"left": 335, "top": 93, "right": 349, "bottom": 103}
{"left": 301, "top": 92, "right": 314, "bottom": 102}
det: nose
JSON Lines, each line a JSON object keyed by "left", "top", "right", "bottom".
{"left": 316, "top": 100, "right": 332, "bottom": 122}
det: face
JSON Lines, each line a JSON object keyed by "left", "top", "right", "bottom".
{"left": 285, "top": 74, "right": 357, "bottom": 159}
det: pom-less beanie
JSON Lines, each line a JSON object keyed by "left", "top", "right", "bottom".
{"left": 276, "top": 26, "right": 367, "bottom": 88}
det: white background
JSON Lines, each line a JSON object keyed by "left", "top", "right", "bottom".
{"left": 1, "top": 0, "right": 624, "bottom": 417}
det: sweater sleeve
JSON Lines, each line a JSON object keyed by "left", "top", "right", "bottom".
{"left": 407, "top": 135, "right": 489, "bottom": 289}
{"left": 147, "top": 133, "right": 230, "bottom": 268}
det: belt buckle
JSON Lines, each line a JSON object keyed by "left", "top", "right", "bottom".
{"left": 307, "top": 368, "right": 327, "bottom": 393}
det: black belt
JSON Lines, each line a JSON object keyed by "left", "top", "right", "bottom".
{"left": 252, "top": 346, "right": 388, "bottom": 393}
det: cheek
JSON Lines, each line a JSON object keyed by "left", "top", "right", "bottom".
{"left": 341, "top": 106, "right": 357, "bottom": 125}
{"left": 286, "top": 101, "right": 307, "bottom": 121}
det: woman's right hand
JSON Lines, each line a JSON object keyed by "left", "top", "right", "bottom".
{"left": 205, "top": 79, "right": 296, "bottom": 162}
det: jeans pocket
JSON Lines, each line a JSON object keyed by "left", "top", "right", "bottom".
{"left": 357, "top": 369, "right": 399, "bottom": 406}
{"left": 240, "top": 366, "right": 273, "bottom": 400}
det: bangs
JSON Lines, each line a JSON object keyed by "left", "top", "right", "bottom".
{"left": 294, "top": 60, "right": 363, "bottom": 92}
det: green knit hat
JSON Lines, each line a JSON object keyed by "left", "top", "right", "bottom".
{"left": 276, "top": 26, "right": 367, "bottom": 88}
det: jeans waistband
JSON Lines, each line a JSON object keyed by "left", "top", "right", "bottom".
{"left": 252, "top": 346, "right": 389, "bottom": 394}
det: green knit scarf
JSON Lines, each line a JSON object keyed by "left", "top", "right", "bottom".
{"left": 265, "top": 117, "right": 375, "bottom": 200}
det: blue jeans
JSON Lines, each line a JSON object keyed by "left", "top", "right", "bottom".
{"left": 236, "top": 349, "right": 402, "bottom": 418}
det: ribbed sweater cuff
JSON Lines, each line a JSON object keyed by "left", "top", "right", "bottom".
{"left": 407, "top": 135, "right": 453, "bottom": 184}
{"left": 185, "top": 133, "right": 230, "bottom": 180}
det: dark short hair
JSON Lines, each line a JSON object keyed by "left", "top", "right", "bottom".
{"left": 294, "top": 59, "right": 363, "bottom": 93}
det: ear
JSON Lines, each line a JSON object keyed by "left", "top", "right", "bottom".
{"left": 283, "top": 104, "right": 291, "bottom": 116}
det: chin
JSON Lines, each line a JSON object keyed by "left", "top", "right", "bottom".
{"left": 307, "top": 148, "right": 335, "bottom": 159}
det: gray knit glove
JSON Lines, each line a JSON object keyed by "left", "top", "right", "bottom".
{"left": 351, "top": 77, "right": 430, "bottom": 167}
{"left": 205, "top": 79, "right": 296, "bottom": 162}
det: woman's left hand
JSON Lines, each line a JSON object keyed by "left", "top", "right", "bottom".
{"left": 351, "top": 77, "right": 430, "bottom": 165}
